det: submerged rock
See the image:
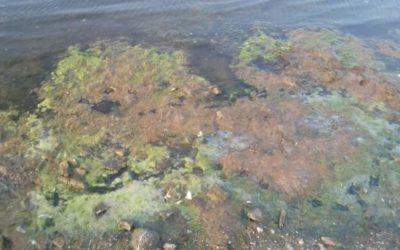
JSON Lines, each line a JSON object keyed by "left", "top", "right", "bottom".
{"left": 163, "top": 243, "right": 177, "bottom": 250}
{"left": 118, "top": 221, "right": 133, "bottom": 232}
{"left": 131, "top": 228, "right": 160, "bottom": 250}
{"left": 245, "top": 207, "right": 264, "bottom": 222}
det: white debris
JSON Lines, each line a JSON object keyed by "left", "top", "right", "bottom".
{"left": 256, "top": 227, "right": 264, "bottom": 233}
{"left": 185, "top": 191, "right": 192, "bottom": 200}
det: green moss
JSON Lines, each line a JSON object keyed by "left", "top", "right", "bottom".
{"left": 128, "top": 145, "right": 170, "bottom": 176}
{"left": 239, "top": 32, "right": 290, "bottom": 63}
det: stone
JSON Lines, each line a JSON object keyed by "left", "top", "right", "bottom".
{"left": 209, "top": 86, "right": 222, "bottom": 96}
{"left": 320, "top": 236, "right": 336, "bottom": 247}
{"left": 246, "top": 207, "right": 264, "bottom": 222}
{"left": 52, "top": 236, "right": 65, "bottom": 249}
{"left": 93, "top": 203, "right": 109, "bottom": 218}
{"left": 118, "top": 221, "right": 132, "bottom": 232}
{"left": 131, "top": 228, "right": 160, "bottom": 250}
{"left": 278, "top": 209, "right": 286, "bottom": 229}
{"left": 163, "top": 243, "right": 177, "bottom": 250}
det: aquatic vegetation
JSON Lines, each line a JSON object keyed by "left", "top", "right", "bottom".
{"left": 288, "top": 29, "right": 382, "bottom": 69}
{"left": 32, "top": 182, "right": 167, "bottom": 234}
{"left": 128, "top": 145, "right": 170, "bottom": 176}
{"left": 2, "top": 27, "right": 400, "bottom": 248}
{"left": 238, "top": 32, "right": 290, "bottom": 64}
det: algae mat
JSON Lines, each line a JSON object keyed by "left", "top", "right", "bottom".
{"left": 0, "top": 28, "right": 400, "bottom": 249}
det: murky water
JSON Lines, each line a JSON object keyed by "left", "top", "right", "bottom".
{"left": 1, "top": 1, "right": 400, "bottom": 249}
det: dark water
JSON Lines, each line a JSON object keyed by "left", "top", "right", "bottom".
{"left": 1, "top": 0, "right": 400, "bottom": 109}
{"left": 1, "top": 1, "right": 400, "bottom": 249}
{"left": 1, "top": 0, "right": 400, "bottom": 60}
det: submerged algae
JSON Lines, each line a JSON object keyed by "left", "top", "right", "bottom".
{"left": 2, "top": 28, "right": 400, "bottom": 247}
{"left": 29, "top": 41, "right": 220, "bottom": 236}
{"left": 238, "top": 32, "right": 290, "bottom": 64}
{"left": 33, "top": 182, "right": 166, "bottom": 234}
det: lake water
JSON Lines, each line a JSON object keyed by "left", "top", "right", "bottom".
{"left": 0, "top": 1, "right": 400, "bottom": 249}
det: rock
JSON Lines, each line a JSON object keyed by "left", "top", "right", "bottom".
{"left": 91, "top": 100, "right": 120, "bottom": 114}
{"left": 246, "top": 207, "right": 264, "bottom": 222}
{"left": 209, "top": 86, "right": 222, "bottom": 96}
{"left": 58, "top": 176, "right": 85, "bottom": 191}
{"left": 52, "top": 236, "right": 65, "bottom": 249}
{"left": 320, "top": 236, "right": 336, "bottom": 247}
{"left": 93, "top": 203, "right": 108, "bottom": 218}
{"left": 59, "top": 161, "right": 73, "bottom": 177}
{"left": 278, "top": 209, "right": 286, "bottom": 229}
{"left": 131, "top": 228, "right": 160, "bottom": 250}
{"left": 115, "top": 149, "right": 125, "bottom": 157}
{"left": 67, "top": 158, "right": 78, "bottom": 167}
{"left": 118, "top": 221, "right": 132, "bottom": 232}
{"left": 163, "top": 243, "right": 177, "bottom": 250}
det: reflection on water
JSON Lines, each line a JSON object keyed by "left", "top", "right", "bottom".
{"left": 0, "top": 1, "right": 400, "bottom": 249}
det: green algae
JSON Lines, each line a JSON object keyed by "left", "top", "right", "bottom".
{"left": 238, "top": 32, "right": 290, "bottom": 64}
{"left": 128, "top": 145, "right": 170, "bottom": 176}
{"left": 2, "top": 30, "right": 398, "bottom": 247}
{"left": 305, "top": 91, "right": 398, "bottom": 143}
{"left": 52, "top": 46, "right": 103, "bottom": 86}
{"left": 32, "top": 182, "right": 167, "bottom": 234}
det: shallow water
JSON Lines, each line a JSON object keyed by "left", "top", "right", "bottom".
{"left": 1, "top": 1, "right": 400, "bottom": 249}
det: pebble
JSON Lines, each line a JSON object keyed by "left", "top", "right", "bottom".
{"left": 163, "top": 243, "right": 177, "bottom": 250}
{"left": 93, "top": 203, "right": 108, "bottom": 218}
{"left": 298, "top": 238, "right": 304, "bottom": 245}
{"left": 115, "top": 150, "right": 125, "bottom": 157}
{"left": 67, "top": 159, "right": 78, "bottom": 167}
{"left": 246, "top": 207, "right": 264, "bottom": 222}
{"left": 256, "top": 227, "right": 264, "bottom": 233}
{"left": 131, "top": 228, "right": 160, "bottom": 250}
{"left": 320, "top": 236, "right": 336, "bottom": 247}
{"left": 118, "top": 221, "right": 132, "bottom": 232}
{"left": 209, "top": 86, "right": 222, "bottom": 96}
{"left": 278, "top": 209, "right": 286, "bottom": 229}
{"left": 52, "top": 236, "right": 65, "bottom": 249}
